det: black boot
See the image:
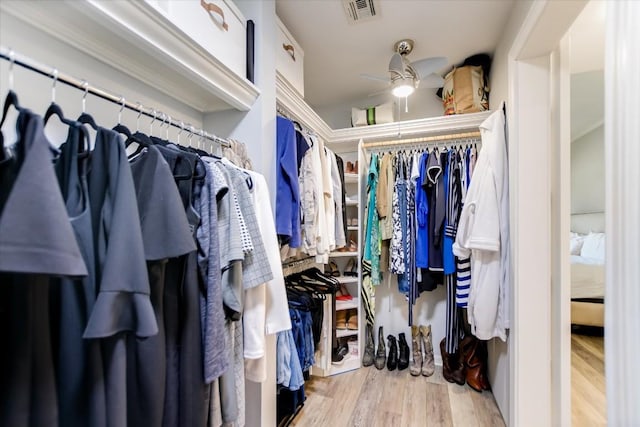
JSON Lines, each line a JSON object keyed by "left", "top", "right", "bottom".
{"left": 374, "top": 326, "right": 386, "bottom": 370}
{"left": 397, "top": 333, "right": 410, "bottom": 370}
{"left": 386, "top": 335, "right": 398, "bottom": 371}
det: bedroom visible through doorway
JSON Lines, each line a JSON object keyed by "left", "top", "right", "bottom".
{"left": 567, "top": 1, "right": 606, "bottom": 424}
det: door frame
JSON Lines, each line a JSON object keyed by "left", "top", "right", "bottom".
{"left": 506, "top": 1, "right": 585, "bottom": 426}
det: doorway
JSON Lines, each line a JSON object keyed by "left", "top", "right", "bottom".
{"left": 567, "top": 2, "right": 606, "bottom": 424}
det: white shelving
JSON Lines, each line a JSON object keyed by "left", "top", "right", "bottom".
{"left": 335, "top": 276, "right": 358, "bottom": 284}
{"left": 344, "top": 172, "right": 359, "bottom": 184}
{"left": 336, "top": 298, "right": 359, "bottom": 311}
{"left": 329, "top": 251, "right": 358, "bottom": 257}
{"left": 336, "top": 329, "right": 358, "bottom": 339}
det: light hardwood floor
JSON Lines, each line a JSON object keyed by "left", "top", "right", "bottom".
{"left": 291, "top": 366, "right": 505, "bottom": 427}
{"left": 572, "top": 333, "right": 606, "bottom": 426}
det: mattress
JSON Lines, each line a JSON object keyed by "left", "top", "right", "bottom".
{"left": 571, "top": 256, "right": 605, "bottom": 300}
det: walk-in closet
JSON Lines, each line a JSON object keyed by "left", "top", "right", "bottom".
{"left": 1, "top": 1, "right": 638, "bottom": 426}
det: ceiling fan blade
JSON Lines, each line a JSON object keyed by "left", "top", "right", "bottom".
{"left": 410, "top": 56, "right": 448, "bottom": 79}
{"left": 388, "top": 52, "right": 405, "bottom": 74}
{"left": 418, "top": 72, "right": 445, "bottom": 88}
{"left": 360, "top": 73, "right": 389, "bottom": 83}
{"left": 367, "top": 88, "right": 390, "bottom": 97}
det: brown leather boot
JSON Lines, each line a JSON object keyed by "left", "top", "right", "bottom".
{"left": 420, "top": 325, "right": 435, "bottom": 377}
{"left": 409, "top": 326, "right": 422, "bottom": 376}
{"left": 461, "top": 336, "right": 491, "bottom": 391}
{"left": 440, "top": 338, "right": 465, "bottom": 385}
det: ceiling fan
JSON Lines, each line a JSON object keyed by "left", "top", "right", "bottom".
{"left": 361, "top": 39, "right": 447, "bottom": 98}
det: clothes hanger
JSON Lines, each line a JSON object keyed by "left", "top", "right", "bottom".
{"left": 112, "top": 97, "right": 131, "bottom": 138}
{"left": 43, "top": 69, "right": 75, "bottom": 126}
{"left": 76, "top": 81, "right": 98, "bottom": 130}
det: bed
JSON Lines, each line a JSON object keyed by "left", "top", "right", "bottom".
{"left": 570, "top": 212, "right": 605, "bottom": 328}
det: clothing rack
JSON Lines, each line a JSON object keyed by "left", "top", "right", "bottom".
{"left": 277, "top": 102, "right": 316, "bottom": 137}
{"left": 281, "top": 256, "right": 317, "bottom": 277}
{"left": 0, "top": 47, "right": 230, "bottom": 148}
{"left": 362, "top": 130, "right": 481, "bottom": 151}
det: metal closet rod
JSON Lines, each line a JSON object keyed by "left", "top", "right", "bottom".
{"left": 0, "top": 47, "right": 229, "bottom": 148}
{"left": 362, "top": 130, "right": 482, "bottom": 150}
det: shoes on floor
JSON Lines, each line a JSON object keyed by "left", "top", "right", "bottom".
{"left": 420, "top": 325, "right": 435, "bottom": 377}
{"left": 397, "top": 333, "right": 409, "bottom": 370}
{"left": 440, "top": 338, "right": 465, "bottom": 385}
{"left": 410, "top": 325, "right": 422, "bottom": 376}
{"left": 386, "top": 335, "right": 398, "bottom": 371}
{"left": 374, "top": 326, "right": 386, "bottom": 370}
{"left": 363, "top": 323, "right": 375, "bottom": 367}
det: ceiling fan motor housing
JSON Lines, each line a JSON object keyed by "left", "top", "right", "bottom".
{"left": 394, "top": 39, "right": 414, "bottom": 56}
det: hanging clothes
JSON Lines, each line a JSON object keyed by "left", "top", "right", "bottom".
{"left": 453, "top": 107, "right": 510, "bottom": 341}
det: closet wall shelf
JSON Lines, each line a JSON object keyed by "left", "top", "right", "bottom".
{"left": 329, "top": 251, "right": 358, "bottom": 258}
{"left": 0, "top": 0, "right": 260, "bottom": 113}
{"left": 336, "top": 329, "right": 359, "bottom": 339}
{"left": 336, "top": 298, "right": 359, "bottom": 311}
{"left": 344, "top": 173, "right": 359, "bottom": 184}
{"left": 335, "top": 276, "right": 359, "bottom": 284}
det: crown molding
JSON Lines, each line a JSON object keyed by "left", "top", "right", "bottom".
{"left": 1, "top": 0, "right": 260, "bottom": 113}
{"left": 277, "top": 72, "right": 491, "bottom": 154}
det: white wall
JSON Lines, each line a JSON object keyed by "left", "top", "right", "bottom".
{"left": 314, "top": 88, "right": 445, "bottom": 129}
{"left": 571, "top": 125, "right": 605, "bottom": 214}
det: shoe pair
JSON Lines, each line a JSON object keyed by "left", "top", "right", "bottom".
{"left": 343, "top": 257, "right": 358, "bottom": 276}
{"left": 346, "top": 161, "right": 359, "bottom": 174}
{"left": 364, "top": 326, "right": 410, "bottom": 371}
{"left": 336, "top": 309, "right": 358, "bottom": 330}
{"left": 409, "top": 325, "right": 435, "bottom": 377}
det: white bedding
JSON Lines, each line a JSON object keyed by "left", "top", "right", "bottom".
{"left": 571, "top": 256, "right": 605, "bottom": 299}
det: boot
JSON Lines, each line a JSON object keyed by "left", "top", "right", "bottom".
{"left": 374, "top": 326, "right": 386, "bottom": 370}
{"left": 386, "top": 335, "right": 398, "bottom": 371}
{"left": 362, "top": 324, "right": 375, "bottom": 367}
{"left": 461, "top": 336, "right": 491, "bottom": 392}
{"left": 409, "top": 326, "right": 422, "bottom": 376}
{"left": 440, "top": 338, "right": 465, "bottom": 385}
{"left": 451, "top": 348, "right": 466, "bottom": 386}
{"left": 397, "top": 333, "right": 409, "bottom": 370}
{"left": 419, "top": 325, "right": 435, "bottom": 377}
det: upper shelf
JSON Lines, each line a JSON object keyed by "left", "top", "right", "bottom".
{"left": 0, "top": 0, "right": 260, "bottom": 113}
{"left": 276, "top": 74, "right": 491, "bottom": 154}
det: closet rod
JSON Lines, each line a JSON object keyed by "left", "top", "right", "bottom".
{"left": 362, "top": 130, "right": 481, "bottom": 150}
{"left": 0, "top": 47, "right": 230, "bottom": 148}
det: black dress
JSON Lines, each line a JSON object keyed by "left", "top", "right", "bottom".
{"left": 0, "top": 110, "right": 87, "bottom": 427}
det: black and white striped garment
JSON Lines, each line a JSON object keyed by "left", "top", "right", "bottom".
{"left": 444, "top": 149, "right": 464, "bottom": 354}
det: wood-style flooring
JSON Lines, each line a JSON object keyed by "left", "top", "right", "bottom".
{"left": 291, "top": 365, "right": 505, "bottom": 427}
{"left": 572, "top": 333, "right": 606, "bottom": 426}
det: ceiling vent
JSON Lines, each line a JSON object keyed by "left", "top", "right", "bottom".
{"left": 343, "top": 0, "right": 379, "bottom": 24}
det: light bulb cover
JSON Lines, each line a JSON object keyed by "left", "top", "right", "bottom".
{"left": 391, "top": 78, "right": 415, "bottom": 97}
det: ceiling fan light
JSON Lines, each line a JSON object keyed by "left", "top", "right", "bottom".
{"left": 391, "top": 80, "right": 415, "bottom": 97}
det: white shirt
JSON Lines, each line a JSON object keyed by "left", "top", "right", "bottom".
{"left": 453, "top": 105, "right": 510, "bottom": 341}
{"left": 244, "top": 170, "right": 292, "bottom": 382}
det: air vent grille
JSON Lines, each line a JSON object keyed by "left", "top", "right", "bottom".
{"left": 342, "top": 0, "right": 379, "bottom": 24}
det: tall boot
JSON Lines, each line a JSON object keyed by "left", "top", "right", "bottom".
{"left": 419, "top": 325, "right": 435, "bottom": 377}
{"left": 386, "top": 335, "right": 398, "bottom": 371}
{"left": 374, "top": 326, "right": 386, "bottom": 370}
{"left": 440, "top": 338, "right": 456, "bottom": 384}
{"left": 461, "top": 335, "right": 491, "bottom": 392}
{"left": 397, "top": 333, "right": 409, "bottom": 370}
{"left": 409, "top": 326, "right": 422, "bottom": 376}
{"left": 362, "top": 324, "right": 375, "bottom": 367}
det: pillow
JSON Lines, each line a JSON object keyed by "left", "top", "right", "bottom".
{"left": 569, "top": 232, "right": 585, "bottom": 255}
{"left": 351, "top": 102, "right": 394, "bottom": 127}
{"left": 580, "top": 232, "right": 605, "bottom": 262}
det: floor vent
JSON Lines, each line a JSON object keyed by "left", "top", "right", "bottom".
{"left": 342, "top": 0, "right": 379, "bottom": 24}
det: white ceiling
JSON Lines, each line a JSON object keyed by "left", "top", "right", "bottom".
{"left": 276, "top": 0, "right": 515, "bottom": 110}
